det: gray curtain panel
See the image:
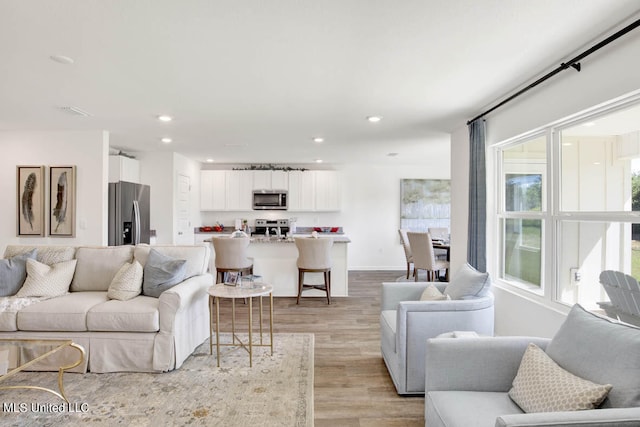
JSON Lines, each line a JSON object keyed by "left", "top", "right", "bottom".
{"left": 467, "top": 119, "right": 486, "bottom": 272}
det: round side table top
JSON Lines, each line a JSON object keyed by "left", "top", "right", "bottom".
{"left": 208, "top": 283, "right": 273, "bottom": 298}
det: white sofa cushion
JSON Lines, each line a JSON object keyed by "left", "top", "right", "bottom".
{"left": 71, "top": 246, "right": 134, "bottom": 292}
{"left": 17, "top": 292, "right": 108, "bottom": 331}
{"left": 426, "top": 391, "right": 523, "bottom": 427}
{"left": 87, "top": 296, "right": 159, "bottom": 332}
{"left": 0, "top": 296, "right": 44, "bottom": 331}
{"left": 4, "top": 245, "right": 76, "bottom": 266}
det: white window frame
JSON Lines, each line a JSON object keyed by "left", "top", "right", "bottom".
{"left": 489, "top": 91, "right": 640, "bottom": 313}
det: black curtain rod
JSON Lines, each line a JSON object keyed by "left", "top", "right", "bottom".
{"left": 467, "top": 17, "right": 640, "bottom": 125}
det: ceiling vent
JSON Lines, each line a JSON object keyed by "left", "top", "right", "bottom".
{"left": 58, "top": 106, "right": 92, "bottom": 117}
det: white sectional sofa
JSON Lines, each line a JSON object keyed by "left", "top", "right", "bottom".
{"left": 0, "top": 244, "right": 212, "bottom": 373}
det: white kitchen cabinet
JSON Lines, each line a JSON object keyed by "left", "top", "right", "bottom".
{"left": 314, "top": 170, "right": 341, "bottom": 211}
{"left": 225, "top": 170, "right": 253, "bottom": 210}
{"left": 109, "top": 155, "right": 140, "bottom": 183}
{"left": 200, "top": 170, "right": 226, "bottom": 211}
{"left": 253, "top": 170, "right": 289, "bottom": 190}
{"left": 288, "top": 170, "right": 315, "bottom": 211}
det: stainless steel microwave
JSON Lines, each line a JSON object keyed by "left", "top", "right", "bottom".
{"left": 252, "top": 190, "right": 288, "bottom": 210}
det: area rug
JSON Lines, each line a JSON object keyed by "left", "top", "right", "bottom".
{"left": 0, "top": 333, "right": 314, "bottom": 426}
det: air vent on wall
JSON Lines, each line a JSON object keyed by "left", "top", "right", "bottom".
{"left": 58, "top": 106, "right": 92, "bottom": 117}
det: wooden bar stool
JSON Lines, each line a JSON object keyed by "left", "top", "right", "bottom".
{"left": 211, "top": 236, "right": 253, "bottom": 284}
{"left": 294, "top": 237, "right": 333, "bottom": 304}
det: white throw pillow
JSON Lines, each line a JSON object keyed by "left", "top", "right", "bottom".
{"left": 16, "top": 259, "right": 77, "bottom": 298}
{"left": 508, "top": 343, "right": 612, "bottom": 413}
{"left": 419, "top": 284, "right": 451, "bottom": 301}
{"left": 107, "top": 260, "right": 144, "bottom": 301}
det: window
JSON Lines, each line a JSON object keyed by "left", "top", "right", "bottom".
{"left": 494, "top": 99, "right": 640, "bottom": 324}
{"left": 498, "top": 136, "right": 546, "bottom": 291}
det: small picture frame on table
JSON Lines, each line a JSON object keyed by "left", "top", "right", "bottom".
{"left": 16, "top": 165, "right": 45, "bottom": 237}
{"left": 224, "top": 272, "right": 239, "bottom": 287}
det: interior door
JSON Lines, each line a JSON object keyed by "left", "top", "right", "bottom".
{"left": 176, "top": 173, "right": 192, "bottom": 245}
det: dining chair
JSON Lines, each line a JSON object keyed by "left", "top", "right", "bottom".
{"left": 294, "top": 237, "right": 333, "bottom": 304}
{"left": 398, "top": 229, "right": 414, "bottom": 279}
{"left": 407, "top": 232, "right": 449, "bottom": 281}
{"left": 211, "top": 236, "right": 253, "bottom": 283}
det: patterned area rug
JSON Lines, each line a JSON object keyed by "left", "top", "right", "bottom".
{"left": 0, "top": 333, "right": 314, "bottom": 426}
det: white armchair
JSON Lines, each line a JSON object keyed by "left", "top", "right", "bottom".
{"left": 380, "top": 264, "right": 494, "bottom": 395}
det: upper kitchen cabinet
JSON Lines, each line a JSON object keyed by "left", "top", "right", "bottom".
{"left": 314, "top": 170, "right": 341, "bottom": 211}
{"left": 225, "top": 170, "right": 253, "bottom": 210}
{"left": 288, "top": 170, "right": 315, "bottom": 211}
{"left": 109, "top": 155, "right": 140, "bottom": 183}
{"left": 200, "top": 170, "right": 226, "bottom": 211}
{"left": 253, "top": 170, "right": 289, "bottom": 190}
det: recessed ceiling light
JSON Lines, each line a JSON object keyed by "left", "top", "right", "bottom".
{"left": 50, "top": 55, "right": 74, "bottom": 64}
{"left": 367, "top": 116, "right": 382, "bottom": 123}
{"left": 315, "top": 159, "right": 323, "bottom": 163}
{"left": 157, "top": 115, "right": 173, "bottom": 122}
{"left": 313, "top": 137, "right": 324, "bottom": 143}
{"left": 206, "top": 158, "right": 214, "bottom": 163}
{"left": 161, "top": 137, "right": 172, "bottom": 144}
{"left": 387, "top": 152, "right": 399, "bottom": 157}
{"left": 583, "top": 122, "right": 596, "bottom": 127}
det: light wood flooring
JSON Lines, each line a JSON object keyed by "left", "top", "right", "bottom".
{"left": 215, "top": 270, "right": 424, "bottom": 426}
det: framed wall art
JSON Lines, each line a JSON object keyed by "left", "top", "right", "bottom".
{"left": 49, "top": 165, "right": 76, "bottom": 237}
{"left": 17, "top": 166, "right": 45, "bottom": 237}
{"left": 400, "top": 179, "right": 451, "bottom": 233}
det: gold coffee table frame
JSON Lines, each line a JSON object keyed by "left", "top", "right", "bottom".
{"left": 0, "top": 338, "right": 85, "bottom": 402}
{"left": 208, "top": 283, "right": 274, "bottom": 367}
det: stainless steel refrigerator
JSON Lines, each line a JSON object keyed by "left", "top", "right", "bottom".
{"left": 108, "top": 181, "right": 150, "bottom": 245}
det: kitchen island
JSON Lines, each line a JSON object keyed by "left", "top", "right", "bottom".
{"left": 205, "top": 234, "right": 350, "bottom": 297}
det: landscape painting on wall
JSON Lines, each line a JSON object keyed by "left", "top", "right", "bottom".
{"left": 16, "top": 166, "right": 45, "bottom": 237}
{"left": 400, "top": 179, "right": 451, "bottom": 233}
{"left": 49, "top": 166, "right": 76, "bottom": 237}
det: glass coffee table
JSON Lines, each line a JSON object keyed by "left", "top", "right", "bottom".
{"left": 0, "top": 338, "right": 85, "bottom": 402}
{"left": 208, "top": 283, "right": 274, "bottom": 367}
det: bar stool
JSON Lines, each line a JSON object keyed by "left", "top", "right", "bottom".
{"left": 211, "top": 236, "right": 253, "bottom": 284}
{"left": 294, "top": 237, "right": 333, "bottom": 304}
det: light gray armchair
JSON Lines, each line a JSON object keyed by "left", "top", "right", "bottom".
{"left": 425, "top": 304, "right": 640, "bottom": 427}
{"left": 380, "top": 266, "right": 494, "bottom": 395}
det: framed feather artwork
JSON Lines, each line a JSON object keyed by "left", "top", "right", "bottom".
{"left": 16, "top": 166, "right": 45, "bottom": 237}
{"left": 49, "top": 165, "right": 76, "bottom": 237}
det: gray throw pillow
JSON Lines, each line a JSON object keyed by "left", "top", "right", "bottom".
{"left": 0, "top": 249, "right": 37, "bottom": 296}
{"left": 142, "top": 249, "right": 187, "bottom": 298}
{"left": 546, "top": 304, "right": 640, "bottom": 408}
{"left": 444, "top": 262, "right": 491, "bottom": 300}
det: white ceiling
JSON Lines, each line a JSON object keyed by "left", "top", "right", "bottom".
{"left": 1, "top": 1, "right": 639, "bottom": 166}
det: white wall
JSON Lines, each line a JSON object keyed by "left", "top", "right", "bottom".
{"left": 457, "top": 16, "right": 640, "bottom": 338}
{"left": 0, "top": 130, "right": 109, "bottom": 247}
{"left": 137, "top": 151, "right": 203, "bottom": 245}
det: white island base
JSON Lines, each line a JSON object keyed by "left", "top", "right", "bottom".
{"left": 208, "top": 237, "right": 350, "bottom": 298}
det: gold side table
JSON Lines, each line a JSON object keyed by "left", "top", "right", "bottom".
{"left": 0, "top": 338, "right": 85, "bottom": 402}
{"left": 208, "top": 283, "right": 274, "bottom": 367}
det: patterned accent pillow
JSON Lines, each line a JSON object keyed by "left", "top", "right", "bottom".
{"left": 419, "top": 284, "right": 451, "bottom": 301}
{"left": 107, "top": 260, "right": 144, "bottom": 301}
{"left": 15, "top": 259, "right": 77, "bottom": 299}
{"left": 508, "top": 343, "right": 612, "bottom": 413}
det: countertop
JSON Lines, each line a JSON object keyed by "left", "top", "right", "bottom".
{"left": 203, "top": 234, "right": 351, "bottom": 243}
